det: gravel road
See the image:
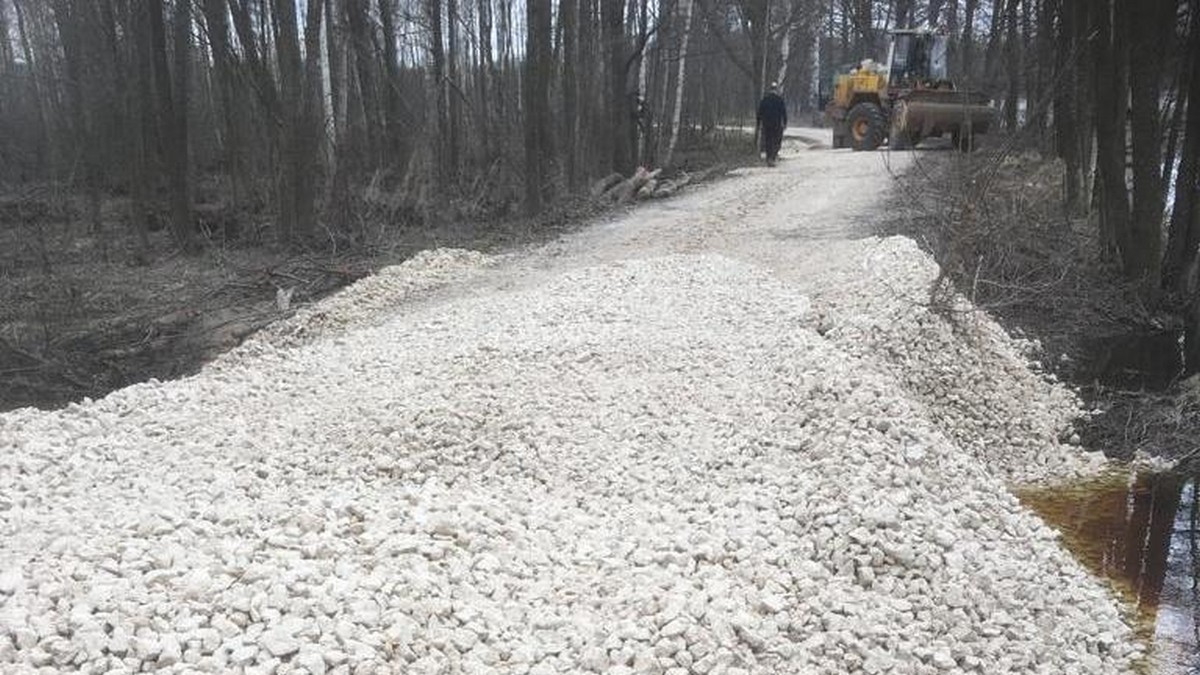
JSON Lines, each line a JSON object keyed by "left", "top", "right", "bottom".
{"left": 2, "top": 136, "right": 1136, "bottom": 674}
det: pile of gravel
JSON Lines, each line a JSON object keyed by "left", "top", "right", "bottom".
{"left": 255, "top": 248, "right": 492, "bottom": 350}
{"left": 1, "top": 250, "right": 1135, "bottom": 674}
{"left": 805, "top": 236, "right": 1107, "bottom": 484}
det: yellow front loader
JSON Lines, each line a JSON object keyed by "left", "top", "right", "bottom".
{"left": 826, "top": 29, "right": 996, "bottom": 151}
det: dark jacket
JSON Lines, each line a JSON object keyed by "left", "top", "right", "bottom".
{"left": 757, "top": 93, "right": 787, "bottom": 130}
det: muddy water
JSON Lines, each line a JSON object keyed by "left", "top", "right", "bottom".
{"left": 1017, "top": 473, "right": 1199, "bottom": 674}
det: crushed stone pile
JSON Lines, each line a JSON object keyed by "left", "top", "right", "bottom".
{"left": 806, "top": 236, "right": 1106, "bottom": 484}
{"left": 1, "top": 250, "right": 1135, "bottom": 675}
{"left": 255, "top": 248, "right": 492, "bottom": 349}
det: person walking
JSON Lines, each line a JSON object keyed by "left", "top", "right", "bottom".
{"left": 757, "top": 83, "right": 787, "bottom": 166}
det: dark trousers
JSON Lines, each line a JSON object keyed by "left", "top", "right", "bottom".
{"left": 762, "top": 125, "right": 784, "bottom": 160}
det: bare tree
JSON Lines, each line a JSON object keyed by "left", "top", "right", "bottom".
{"left": 524, "top": 0, "right": 552, "bottom": 212}
{"left": 665, "top": 0, "right": 695, "bottom": 167}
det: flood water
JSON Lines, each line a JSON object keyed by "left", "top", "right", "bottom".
{"left": 1017, "top": 472, "right": 1199, "bottom": 674}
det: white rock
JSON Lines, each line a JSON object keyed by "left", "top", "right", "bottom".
{"left": 298, "top": 647, "right": 328, "bottom": 675}
{"left": 158, "top": 635, "right": 183, "bottom": 667}
{"left": 230, "top": 645, "right": 259, "bottom": 665}
{"left": 0, "top": 569, "right": 22, "bottom": 596}
{"left": 261, "top": 629, "right": 301, "bottom": 658}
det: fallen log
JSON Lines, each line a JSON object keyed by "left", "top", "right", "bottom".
{"left": 611, "top": 167, "right": 661, "bottom": 204}
{"left": 590, "top": 173, "right": 624, "bottom": 198}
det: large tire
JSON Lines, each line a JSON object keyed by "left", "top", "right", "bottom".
{"left": 847, "top": 102, "right": 887, "bottom": 151}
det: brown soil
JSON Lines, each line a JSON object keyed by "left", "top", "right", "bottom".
{"left": 881, "top": 145, "right": 1200, "bottom": 466}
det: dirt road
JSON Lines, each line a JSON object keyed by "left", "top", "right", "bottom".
{"left": 1, "top": 138, "right": 1137, "bottom": 674}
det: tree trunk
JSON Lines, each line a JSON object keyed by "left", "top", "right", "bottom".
{"left": 275, "top": 0, "right": 307, "bottom": 243}
{"left": 1054, "top": 0, "right": 1091, "bottom": 213}
{"left": 0, "top": 0, "right": 13, "bottom": 109}
{"left": 378, "top": 0, "right": 407, "bottom": 164}
{"left": 579, "top": 0, "right": 598, "bottom": 175}
{"left": 478, "top": 0, "right": 495, "bottom": 164}
{"left": 346, "top": 0, "right": 382, "bottom": 170}
{"left": 562, "top": 0, "right": 579, "bottom": 187}
{"left": 1163, "top": 0, "right": 1200, "bottom": 294}
{"left": 1161, "top": 63, "right": 1188, "bottom": 198}
{"left": 850, "top": 0, "right": 871, "bottom": 58}
{"left": 447, "top": 0, "right": 462, "bottom": 174}
{"left": 11, "top": 0, "right": 51, "bottom": 174}
{"left": 774, "top": 0, "right": 794, "bottom": 92}
{"left": 1091, "top": 0, "right": 1130, "bottom": 264}
{"left": 326, "top": 0, "right": 353, "bottom": 231}
{"left": 602, "top": 0, "right": 631, "bottom": 173}
{"left": 944, "top": 0, "right": 958, "bottom": 77}
{"left": 664, "top": 0, "right": 694, "bottom": 168}
{"left": 524, "top": 0, "right": 552, "bottom": 212}
{"left": 982, "top": 0, "right": 1006, "bottom": 90}
{"left": 202, "top": 0, "right": 246, "bottom": 209}
{"left": 51, "top": 0, "right": 104, "bottom": 234}
{"left": 150, "top": 0, "right": 195, "bottom": 249}
{"left": 961, "top": 0, "right": 978, "bottom": 82}
{"left": 125, "top": 0, "right": 153, "bottom": 261}
{"left": 1003, "top": 0, "right": 1020, "bottom": 130}
{"left": 1031, "top": 0, "right": 1056, "bottom": 150}
{"left": 634, "top": 0, "right": 651, "bottom": 165}
{"left": 298, "top": 0, "right": 324, "bottom": 239}
{"left": 928, "top": 0, "right": 945, "bottom": 25}
{"left": 1126, "top": 0, "right": 1172, "bottom": 286}
{"left": 428, "top": 0, "right": 448, "bottom": 185}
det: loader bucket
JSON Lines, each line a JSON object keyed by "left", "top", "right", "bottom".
{"left": 895, "top": 89, "right": 997, "bottom": 140}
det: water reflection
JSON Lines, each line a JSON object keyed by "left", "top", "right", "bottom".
{"left": 1017, "top": 472, "right": 1199, "bottom": 674}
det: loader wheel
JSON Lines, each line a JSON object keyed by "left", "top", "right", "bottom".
{"left": 847, "top": 103, "right": 887, "bottom": 151}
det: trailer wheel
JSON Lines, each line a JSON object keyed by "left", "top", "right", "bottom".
{"left": 847, "top": 102, "right": 887, "bottom": 151}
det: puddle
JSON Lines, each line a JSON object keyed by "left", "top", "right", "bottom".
{"left": 1017, "top": 472, "right": 1199, "bottom": 674}
{"left": 1086, "top": 331, "right": 1184, "bottom": 390}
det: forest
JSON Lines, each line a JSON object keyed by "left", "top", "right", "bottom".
{"left": 0, "top": 0, "right": 1199, "bottom": 372}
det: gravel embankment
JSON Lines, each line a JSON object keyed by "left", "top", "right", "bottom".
{"left": 2, "top": 237, "right": 1136, "bottom": 674}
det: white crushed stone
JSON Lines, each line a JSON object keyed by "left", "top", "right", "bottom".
{"left": 252, "top": 247, "right": 492, "bottom": 349}
{"left": 1, "top": 244, "right": 1137, "bottom": 674}
{"left": 801, "top": 235, "right": 1108, "bottom": 484}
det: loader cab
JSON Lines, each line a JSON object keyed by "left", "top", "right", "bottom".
{"left": 885, "top": 30, "right": 949, "bottom": 90}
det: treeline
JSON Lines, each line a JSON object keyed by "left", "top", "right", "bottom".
{"left": 0, "top": 0, "right": 826, "bottom": 252}
{"left": 0, "top": 0, "right": 1083, "bottom": 250}
{"left": 1003, "top": 0, "right": 1200, "bottom": 369}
